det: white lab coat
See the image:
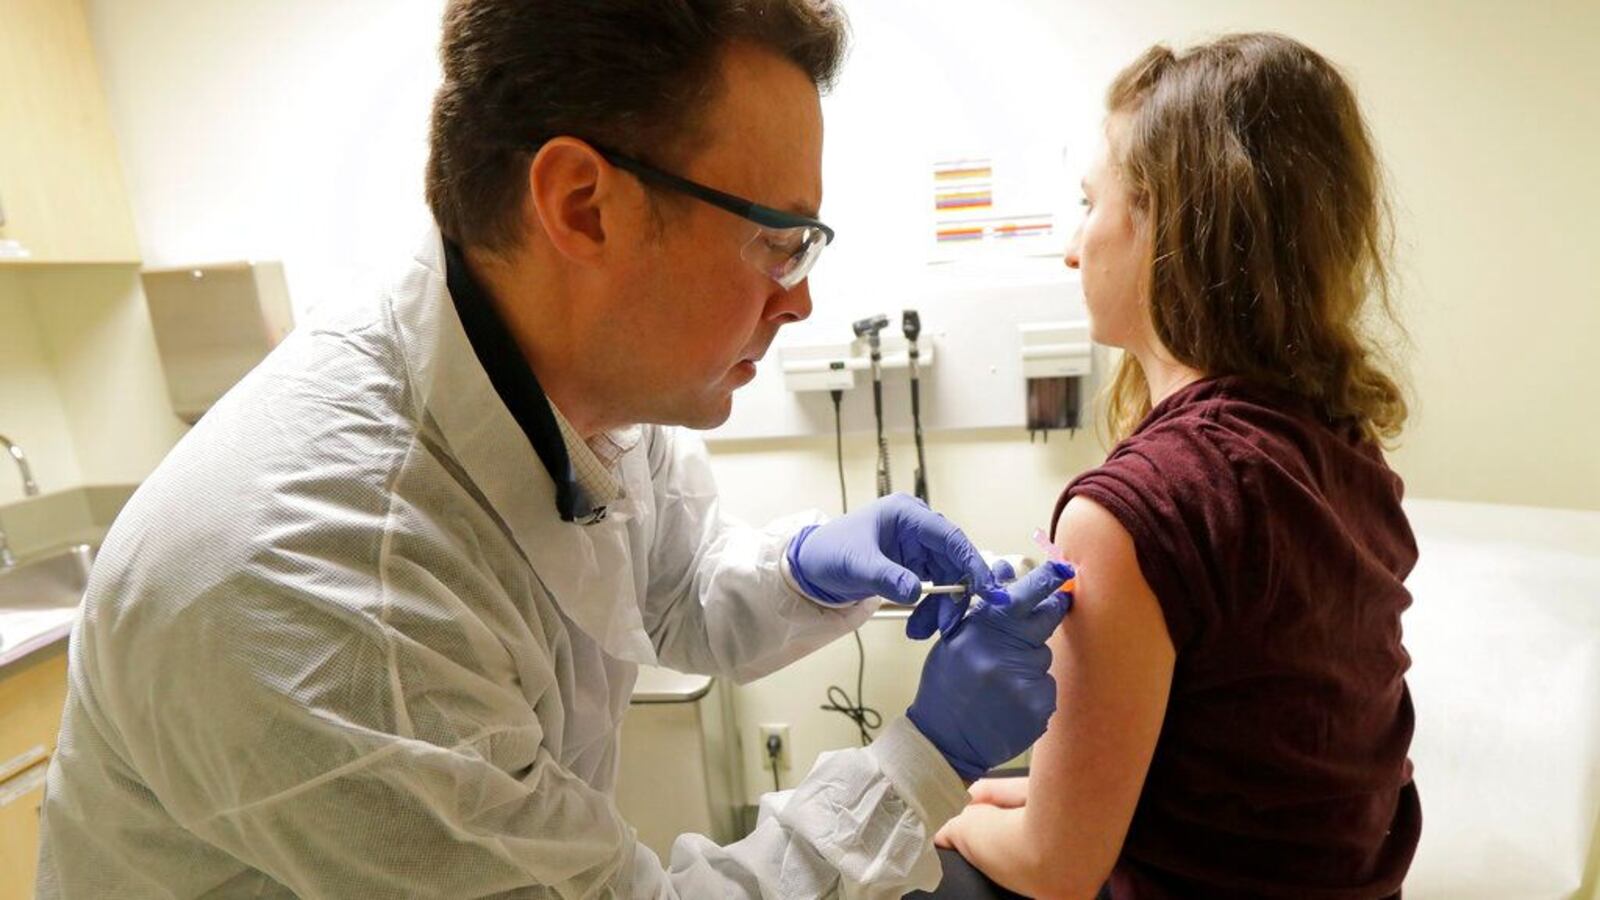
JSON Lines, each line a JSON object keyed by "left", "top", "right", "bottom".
{"left": 35, "top": 230, "right": 968, "bottom": 899}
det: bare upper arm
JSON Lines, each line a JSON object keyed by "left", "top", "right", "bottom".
{"left": 1023, "top": 495, "right": 1177, "bottom": 897}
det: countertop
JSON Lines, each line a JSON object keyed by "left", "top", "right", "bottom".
{"left": 0, "top": 606, "right": 77, "bottom": 671}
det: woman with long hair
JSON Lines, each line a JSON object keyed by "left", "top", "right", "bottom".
{"left": 933, "top": 33, "right": 1420, "bottom": 898}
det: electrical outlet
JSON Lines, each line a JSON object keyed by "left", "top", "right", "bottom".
{"left": 760, "top": 724, "right": 791, "bottom": 772}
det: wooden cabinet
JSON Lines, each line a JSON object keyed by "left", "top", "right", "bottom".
{"left": 0, "top": 644, "right": 69, "bottom": 899}
{"left": 0, "top": 760, "right": 50, "bottom": 899}
{"left": 0, "top": 0, "right": 139, "bottom": 264}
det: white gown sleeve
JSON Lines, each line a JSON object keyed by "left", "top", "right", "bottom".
{"left": 643, "top": 718, "right": 968, "bottom": 898}
{"left": 639, "top": 426, "right": 879, "bottom": 683}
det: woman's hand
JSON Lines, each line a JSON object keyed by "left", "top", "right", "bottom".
{"left": 934, "top": 803, "right": 1021, "bottom": 850}
{"left": 934, "top": 805, "right": 975, "bottom": 849}
{"left": 967, "top": 776, "right": 1029, "bottom": 810}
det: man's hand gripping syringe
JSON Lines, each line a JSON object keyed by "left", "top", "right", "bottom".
{"left": 786, "top": 494, "right": 1079, "bottom": 782}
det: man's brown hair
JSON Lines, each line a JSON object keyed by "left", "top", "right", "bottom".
{"left": 426, "top": 0, "right": 849, "bottom": 252}
{"left": 1102, "top": 33, "right": 1408, "bottom": 446}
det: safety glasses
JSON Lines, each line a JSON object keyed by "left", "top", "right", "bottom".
{"left": 590, "top": 144, "right": 835, "bottom": 291}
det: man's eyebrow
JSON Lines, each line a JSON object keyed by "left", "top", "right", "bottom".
{"left": 781, "top": 199, "right": 821, "bottom": 218}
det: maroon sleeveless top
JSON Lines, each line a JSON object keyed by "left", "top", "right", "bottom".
{"left": 1055, "top": 376, "right": 1421, "bottom": 899}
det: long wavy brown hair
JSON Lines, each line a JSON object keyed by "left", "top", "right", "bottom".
{"left": 1100, "top": 33, "right": 1408, "bottom": 446}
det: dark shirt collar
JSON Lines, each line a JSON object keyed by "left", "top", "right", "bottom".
{"left": 442, "top": 239, "right": 601, "bottom": 523}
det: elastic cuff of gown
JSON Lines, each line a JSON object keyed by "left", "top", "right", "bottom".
{"left": 783, "top": 526, "right": 856, "bottom": 607}
{"left": 867, "top": 717, "right": 970, "bottom": 832}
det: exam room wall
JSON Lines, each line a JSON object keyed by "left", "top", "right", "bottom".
{"left": 78, "top": 0, "right": 1599, "bottom": 804}
{"left": 81, "top": 0, "right": 1600, "bottom": 508}
{"left": 0, "top": 268, "right": 181, "bottom": 506}
{"left": 0, "top": 272, "right": 86, "bottom": 504}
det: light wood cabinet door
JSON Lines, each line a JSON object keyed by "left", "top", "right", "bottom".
{"left": 0, "top": 647, "right": 69, "bottom": 781}
{"left": 0, "top": 0, "right": 139, "bottom": 264}
{"left": 0, "top": 646, "right": 68, "bottom": 899}
{"left": 0, "top": 760, "right": 49, "bottom": 900}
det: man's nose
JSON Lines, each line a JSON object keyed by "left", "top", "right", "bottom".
{"left": 768, "top": 279, "right": 812, "bottom": 324}
{"left": 1064, "top": 230, "right": 1082, "bottom": 270}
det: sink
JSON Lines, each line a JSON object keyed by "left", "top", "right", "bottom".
{"left": 0, "top": 544, "right": 94, "bottom": 609}
{"left": 0, "top": 543, "right": 95, "bottom": 659}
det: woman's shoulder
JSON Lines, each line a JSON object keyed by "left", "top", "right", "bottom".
{"left": 1057, "top": 380, "right": 1326, "bottom": 575}
{"left": 1076, "top": 391, "right": 1264, "bottom": 503}
{"left": 1118, "top": 376, "right": 1375, "bottom": 484}
{"left": 1062, "top": 418, "right": 1249, "bottom": 564}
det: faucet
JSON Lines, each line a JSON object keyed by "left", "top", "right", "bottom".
{"left": 0, "top": 433, "right": 40, "bottom": 568}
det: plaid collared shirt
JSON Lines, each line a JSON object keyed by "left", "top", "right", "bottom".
{"left": 548, "top": 403, "right": 641, "bottom": 515}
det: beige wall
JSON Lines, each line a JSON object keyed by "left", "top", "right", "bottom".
{"left": 0, "top": 268, "right": 186, "bottom": 506}
{"left": 27, "top": 267, "right": 189, "bottom": 489}
{"left": 0, "top": 273, "right": 85, "bottom": 504}
{"left": 1334, "top": 0, "right": 1600, "bottom": 510}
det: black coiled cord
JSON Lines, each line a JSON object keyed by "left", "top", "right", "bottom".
{"left": 821, "top": 388, "right": 881, "bottom": 746}
{"left": 821, "top": 632, "right": 883, "bottom": 746}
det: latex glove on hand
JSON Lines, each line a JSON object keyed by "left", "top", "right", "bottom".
{"left": 906, "top": 560, "right": 1076, "bottom": 783}
{"left": 905, "top": 558, "right": 1016, "bottom": 641}
{"left": 786, "top": 493, "right": 994, "bottom": 611}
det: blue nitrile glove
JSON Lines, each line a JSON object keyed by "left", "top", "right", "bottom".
{"left": 905, "top": 558, "right": 1017, "bottom": 641}
{"left": 785, "top": 493, "right": 994, "bottom": 608}
{"left": 906, "top": 560, "right": 1076, "bottom": 782}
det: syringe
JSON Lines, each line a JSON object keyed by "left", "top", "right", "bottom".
{"left": 917, "top": 578, "right": 1009, "bottom": 609}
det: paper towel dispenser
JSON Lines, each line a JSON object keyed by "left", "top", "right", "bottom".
{"left": 140, "top": 261, "right": 294, "bottom": 424}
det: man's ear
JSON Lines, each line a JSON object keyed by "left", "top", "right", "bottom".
{"left": 525, "top": 138, "right": 626, "bottom": 265}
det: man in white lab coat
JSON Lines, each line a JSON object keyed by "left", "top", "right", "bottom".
{"left": 35, "top": 1, "right": 1074, "bottom": 896}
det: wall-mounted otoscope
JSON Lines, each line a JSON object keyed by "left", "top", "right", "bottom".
{"left": 852, "top": 314, "right": 892, "bottom": 497}
{"left": 902, "top": 310, "right": 929, "bottom": 506}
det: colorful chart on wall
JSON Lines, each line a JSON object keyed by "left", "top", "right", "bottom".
{"left": 929, "top": 150, "right": 1066, "bottom": 263}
